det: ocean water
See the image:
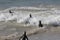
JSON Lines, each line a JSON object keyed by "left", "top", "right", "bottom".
{"left": 0, "top": 0, "right": 60, "bottom": 10}
{"left": 0, "top": 0, "right": 60, "bottom": 40}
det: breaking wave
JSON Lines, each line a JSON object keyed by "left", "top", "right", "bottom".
{"left": 0, "top": 6, "right": 60, "bottom": 26}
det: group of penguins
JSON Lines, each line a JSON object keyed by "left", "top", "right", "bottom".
{"left": 9, "top": 10, "right": 43, "bottom": 40}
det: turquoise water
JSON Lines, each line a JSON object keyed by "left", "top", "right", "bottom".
{"left": 0, "top": 0, "right": 60, "bottom": 9}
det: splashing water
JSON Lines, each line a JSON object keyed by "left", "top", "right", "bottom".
{"left": 0, "top": 6, "right": 60, "bottom": 26}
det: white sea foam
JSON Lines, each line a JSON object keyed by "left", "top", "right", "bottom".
{"left": 0, "top": 7, "right": 60, "bottom": 26}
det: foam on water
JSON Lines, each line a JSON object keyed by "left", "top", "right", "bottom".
{"left": 0, "top": 7, "right": 60, "bottom": 26}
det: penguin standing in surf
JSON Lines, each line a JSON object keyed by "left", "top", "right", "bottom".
{"left": 38, "top": 20, "right": 43, "bottom": 27}
{"left": 19, "top": 31, "right": 28, "bottom": 40}
{"left": 29, "top": 14, "right": 32, "bottom": 18}
{"left": 25, "top": 14, "right": 32, "bottom": 24}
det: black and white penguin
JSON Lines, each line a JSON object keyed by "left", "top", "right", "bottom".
{"left": 29, "top": 14, "right": 32, "bottom": 18}
{"left": 9, "top": 10, "right": 13, "bottom": 16}
{"left": 38, "top": 20, "right": 43, "bottom": 27}
{"left": 19, "top": 31, "right": 28, "bottom": 40}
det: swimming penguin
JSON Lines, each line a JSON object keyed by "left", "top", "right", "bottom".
{"left": 38, "top": 20, "right": 43, "bottom": 27}
{"left": 29, "top": 14, "right": 32, "bottom": 18}
{"left": 9, "top": 10, "right": 13, "bottom": 13}
{"left": 9, "top": 10, "right": 13, "bottom": 16}
{"left": 19, "top": 31, "right": 28, "bottom": 40}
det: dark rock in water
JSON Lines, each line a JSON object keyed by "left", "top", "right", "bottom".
{"left": 38, "top": 20, "right": 43, "bottom": 27}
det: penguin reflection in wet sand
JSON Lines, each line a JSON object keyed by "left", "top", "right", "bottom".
{"left": 19, "top": 31, "right": 28, "bottom": 40}
{"left": 38, "top": 20, "right": 43, "bottom": 27}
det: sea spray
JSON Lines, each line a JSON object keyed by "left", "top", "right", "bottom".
{"left": 0, "top": 7, "right": 60, "bottom": 26}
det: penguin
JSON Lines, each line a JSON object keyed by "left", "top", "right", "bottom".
{"left": 29, "top": 14, "right": 32, "bottom": 18}
{"left": 9, "top": 10, "right": 13, "bottom": 13}
{"left": 38, "top": 20, "right": 43, "bottom": 27}
{"left": 9, "top": 10, "right": 13, "bottom": 16}
{"left": 19, "top": 31, "right": 28, "bottom": 40}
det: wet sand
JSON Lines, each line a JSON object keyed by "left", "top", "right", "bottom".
{"left": 0, "top": 22, "right": 60, "bottom": 40}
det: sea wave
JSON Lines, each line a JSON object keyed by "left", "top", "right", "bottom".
{"left": 0, "top": 7, "right": 60, "bottom": 26}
